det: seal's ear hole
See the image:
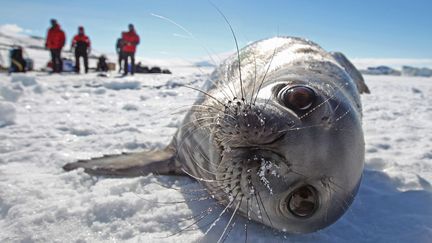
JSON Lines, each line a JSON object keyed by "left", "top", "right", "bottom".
{"left": 277, "top": 86, "right": 316, "bottom": 111}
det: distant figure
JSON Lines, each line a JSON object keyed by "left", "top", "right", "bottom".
{"left": 71, "top": 26, "right": 91, "bottom": 73}
{"left": 96, "top": 55, "right": 108, "bottom": 72}
{"left": 121, "top": 24, "right": 140, "bottom": 76}
{"left": 135, "top": 62, "right": 149, "bottom": 73}
{"left": 45, "top": 19, "right": 65, "bottom": 73}
{"left": 116, "top": 34, "right": 124, "bottom": 73}
{"left": 9, "top": 46, "right": 26, "bottom": 73}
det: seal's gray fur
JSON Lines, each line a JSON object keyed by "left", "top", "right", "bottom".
{"left": 64, "top": 36, "right": 369, "bottom": 234}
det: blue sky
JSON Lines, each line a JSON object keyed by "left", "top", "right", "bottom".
{"left": 0, "top": 0, "right": 431, "bottom": 60}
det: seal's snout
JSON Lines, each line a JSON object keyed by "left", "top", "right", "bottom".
{"left": 216, "top": 101, "right": 292, "bottom": 146}
{"left": 286, "top": 185, "right": 318, "bottom": 218}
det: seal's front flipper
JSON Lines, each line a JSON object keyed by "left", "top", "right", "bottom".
{"left": 63, "top": 146, "right": 184, "bottom": 177}
{"left": 331, "top": 52, "right": 371, "bottom": 94}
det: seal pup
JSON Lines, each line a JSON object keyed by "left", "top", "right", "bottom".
{"left": 64, "top": 36, "right": 369, "bottom": 234}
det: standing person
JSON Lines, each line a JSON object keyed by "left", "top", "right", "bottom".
{"left": 116, "top": 34, "right": 124, "bottom": 74}
{"left": 71, "top": 26, "right": 91, "bottom": 73}
{"left": 121, "top": 24, "right": 140, "bottom": 76}
{"left": 45, "top": 19, "right": 65, "bottom": 73}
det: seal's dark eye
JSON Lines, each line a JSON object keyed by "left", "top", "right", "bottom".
{"left": 278, "top": 86, "right": 316, "bottom": 111}
{"left": 287, "top": 185, "right": 318, "bottom": 218}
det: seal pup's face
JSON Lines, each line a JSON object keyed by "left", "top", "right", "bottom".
{"left": 207, "top": 70, "right": 364, "bottom": 233}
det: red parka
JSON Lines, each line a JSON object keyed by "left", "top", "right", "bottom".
{"left": 72, "top": 34, "right": 91, "bottom": 48}
{"left": 45, "top": 25, "right": 66, "bottom": 49}
{"left": 122, "top": 30, "right": 140, "bottom": 53}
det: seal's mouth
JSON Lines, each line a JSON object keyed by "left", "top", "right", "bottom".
{"left": 217, "top": 147, "right": 300, "bottom": 204}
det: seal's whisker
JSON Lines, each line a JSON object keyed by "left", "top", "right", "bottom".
{"left": 170, "top": 57, "right": 235, "bottom": 101}
{"left": 189, "top": 155, "right": 220, "bottom": 176}
{"left": 180, "top": 115, "right": 228, "bottom": 135}
{"left": 204, "top": 191, "right": 241, "bottom": 235}
{"left": 157, "top": 206, "right": 215, "bottom": 224}
{"left": 325, "top": 182, "right": 354, "bottom": 213}
{"left": 217, "top": 198, "right": 242, "bottom": 243}
{"left": 257, "top": 191, "right": 274, "bottom": 228}
{"left": 324, "top": 185, "right": 331, "bottom": 223}
{"left": 178, "top": 116, "right": 217, "bottom": 132}
{"left": 166, "top": 196, "right": 236, "bottom": 236}
{"left": 132, "top": 191, "right": 215, "bottom": 205}
{"left": 221, "top": 219, "right": 237, "bottom": 243}
{"left": 176, "top": 122, "right": 215, "bottom": 156}
{"left": 149, "top": 179, "right": 216, "bottom": 195}
{"left": 150, "top": 12, "right": 241, "bottom": 100}
{"left": 210, "top": 2, "right": 245, "bottom": 101}
{"left": 175, "top": 125, "right": 213, "bottom": 158}
{"left": 299, "top": 89, "right": 340, "bottom": 120}
{"left": 150, "top": 13, "right": 220, "bottom": 65}
{"left": 278, "top": 124, "right": 327, "bottom": 133}
{"left": 253, "top": 47, "right": 278, "bottom": 105}
{"left": 191, "top": 66, "right": 235, "bottom": 102}
{"left": 181, "top": 168, "right": 239, "bottom": 183}
{"left": 187, "top": 104, "right": 226, "bottom": 113}
{"left": 328, "top": 187, "right": 351, "bottom": 213}
{"left": 178, "top": 122, "right": 242, "bottom": 171}
{"left": 328, "top": 179, "right": 356, "bottom": 202}
{"left": 253, "top": 190, "right": 265, "bottom": 225}
{"left": 249, "top": 52, "right": 259, "bottom": 105}
{"left": 141, "top": 180, "right": 233, "bottom": 206}
{"left": 286, "top": 166, "right": 309, "bottom": 179}
{"left": 158, "top": 206, "right": 217, "bottom": 238}
{"left": 334, "top": 107, "right": 352, "bottom": 122}
{"left": 184, "top": 85, "right": 227, "bottom": 107}
{"left": 245, "top": 198, "right": 250, "bottom": 243}
{"left": 180, "top": 127, "right": 234, "bottom": 170}
{"left": 332, "top": 93, "right": 344, "bottom": 114}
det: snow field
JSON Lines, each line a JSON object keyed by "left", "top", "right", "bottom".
{"left": 0, "top": 71, "right": 431, "bottom": 242}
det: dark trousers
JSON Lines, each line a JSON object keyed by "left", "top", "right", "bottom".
{"left": 50, "top": 49, "right": 62, "bottom": 73}
{"left": 118, "top": 52, "right": 123, "bottom": 73}
{"left": 123, "top": 52, "right": 135, "bottom": 75}
{"left": 75, "top": 51, "right": 89, "bottom": 73}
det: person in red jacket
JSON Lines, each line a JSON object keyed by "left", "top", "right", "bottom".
{"left": 45, "top": 19, "right": 66, "bottom": 73}
{"left": 121, "top": 24, "right": 140, "bottom": 75}
{"left": 71, "top": 26, "right": 91, "bottom": 73}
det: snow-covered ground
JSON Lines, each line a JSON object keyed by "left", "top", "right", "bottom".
{"left": 0, "top": 68, "right": 431, "bottom": 242}
{"left": 0, "top": 22, "right": 431, "bottom": 243}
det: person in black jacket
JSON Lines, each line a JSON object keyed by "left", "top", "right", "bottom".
{"left": 96, "top": 55, "right": 108, "bottom": 72}
{"left": 71, "top": 26, "right": 91, "bottom": 73}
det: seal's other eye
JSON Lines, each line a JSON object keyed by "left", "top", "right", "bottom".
{"left": 287, "top": 185, "right": 318, "bottom": 218}
{"left": 278, "top": 86, "right": 316, "bottom": 111}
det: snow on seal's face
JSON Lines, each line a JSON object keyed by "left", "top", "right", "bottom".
{"left": 186, "top": 37, "right": 365, "bottom": 233}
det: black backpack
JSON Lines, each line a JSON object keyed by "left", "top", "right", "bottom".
{"left": 9, "top": 47, "right": 26, "bottom": 73}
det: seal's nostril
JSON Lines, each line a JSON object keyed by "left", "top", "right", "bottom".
{"left": 287, "top": 185, "right": 318, "bottom": 218}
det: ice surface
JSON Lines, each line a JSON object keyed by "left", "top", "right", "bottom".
{"left": 11, "top": 74, "right": 37, "bottom": 86}
{"left": 0, "top": 71, "right": 431, "bottom": 242}
{"left": 0, "top": 84, "right": 22, "bottom": 102}
{"left": 103, "top": 81, "right": 141, "bottom": 90}
{"left": 0, "top": 101, "right": 15, "bottom": 127}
